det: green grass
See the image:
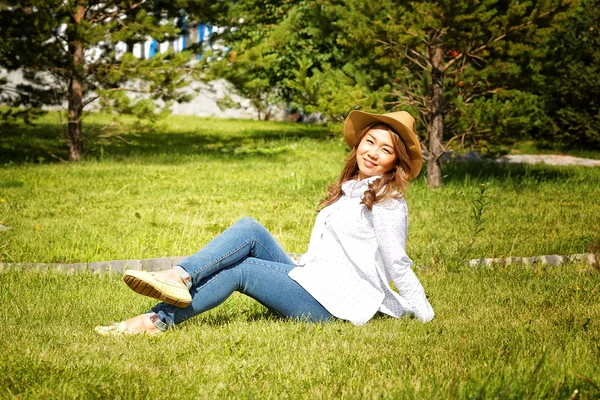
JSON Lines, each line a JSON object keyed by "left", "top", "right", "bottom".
{"left": 1, "top": 265, "right": 598, "bottom": 398}
{"left": 1, "top": 112, "right": 599, "bottom": 398}
{"left": 1, "top": 113, "right": 599, "bottom": 264}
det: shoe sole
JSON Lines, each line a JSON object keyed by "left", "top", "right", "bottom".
{"left": 123, "top": 273, "right": 191, "bottom": 308}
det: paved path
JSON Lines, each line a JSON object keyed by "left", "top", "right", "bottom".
{"left": 443, "top": 151, "right": 600, "bottom": 167}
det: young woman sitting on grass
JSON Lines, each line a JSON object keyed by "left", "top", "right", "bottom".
{"left": 95, "top": 110, "right": 434, "bottom": 335}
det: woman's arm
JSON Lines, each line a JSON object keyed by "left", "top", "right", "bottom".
{"left": 372, "top": 200, "right": 435, "bottom": 322}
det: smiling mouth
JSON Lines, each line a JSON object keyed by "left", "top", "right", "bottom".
{"left": 363, "top": 159, "right": 377, "bottom": 168}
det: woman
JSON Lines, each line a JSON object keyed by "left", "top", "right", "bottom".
{"left": 95, "top": 110, "right": 434, "bottom": 335}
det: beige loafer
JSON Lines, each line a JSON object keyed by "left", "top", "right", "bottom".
{"left": 94, "top": 321, "right": 164, "bottom": 336}
{"left": 123, "top": 269, "right": 192, "bottom": 308}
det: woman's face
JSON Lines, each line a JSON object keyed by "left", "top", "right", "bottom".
{"left": 356, "top": 126, "right": 398, "bottom": 180}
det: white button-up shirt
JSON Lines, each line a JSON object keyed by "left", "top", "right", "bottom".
{"left": 288, "top": 177, "right": 434, "bottom": 326}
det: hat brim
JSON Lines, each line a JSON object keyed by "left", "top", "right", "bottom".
{"left": 343, "top": 110, "right": 422, "bottom": 180}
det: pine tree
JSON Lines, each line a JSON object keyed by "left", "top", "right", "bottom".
{"left": 201, "top": 0, "right": 354, "bottom": 120}
{"left": 534, "top": 0, "right": 600, "bottom": 148}
{"left": 315, "top": 0, "right": 575, "bottom": 188}
{"left": 205, "top": 0, "right": 575, "bottom": 188}
{"left": 0, "top": 1, "right": 206, "bottom": 161}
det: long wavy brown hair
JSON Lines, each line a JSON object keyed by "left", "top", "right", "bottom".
{"left": 319, "top": 122, "right": 413, "bottom": 211}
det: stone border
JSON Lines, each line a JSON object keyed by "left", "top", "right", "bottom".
{"left": 0, "top": 256, "right": 187, "bottom": 273}
{"left": 468, "top": 253, "right": 597, "bottom": 267}
{"left": 0, "top": 253, "right": 597, "bottom": 273}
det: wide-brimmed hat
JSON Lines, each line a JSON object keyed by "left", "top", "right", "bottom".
{"left": 343, "top": 110, "right": 422, "bottom": 180}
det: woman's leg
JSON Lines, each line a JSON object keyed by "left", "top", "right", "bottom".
{"left": 123, "top": 217, "right": 294, "bottom": 306}
{"left": 151, "top": 258, "right": 332, "bottom": 328}
{"left": 176, "top": 217, "right": 295, "bottom": 286}
{"left": 107, "top": 217, "right": 307, "bottom": 334}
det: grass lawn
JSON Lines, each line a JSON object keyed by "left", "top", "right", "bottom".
{"left": 1, "top": 112, "right": 599, "bottom": 398}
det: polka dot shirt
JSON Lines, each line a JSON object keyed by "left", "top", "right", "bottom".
{"left": 288, "top": 177, "right": 435, "bottom": 325}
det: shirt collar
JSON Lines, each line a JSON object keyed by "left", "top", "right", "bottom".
{"left": 342, "top": 175, "right": 381, "bottom": 198}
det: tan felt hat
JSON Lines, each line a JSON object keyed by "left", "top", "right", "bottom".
{"left": 343, "top": 110, "right": 422, "bottom": 180}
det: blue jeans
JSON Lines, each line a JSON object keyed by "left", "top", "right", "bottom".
{"left": 150, "top": 217, "right": 332, "bottom": 329}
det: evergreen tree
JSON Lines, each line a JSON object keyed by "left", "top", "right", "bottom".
{"left": 310, "top": 0, "right": 574, "bottom": 188}
{"left": 0, "top": 1, "right": 209, "bottom": 161}
{"left": 205, "top": 0, "right": 575, "bottom": 188}
{"left": 199, "top": 0, "right": 281, "bottom": 120}
{"left": 534, "top": 0, "right": 600, "bottom": 148}
{"left": 201, "top": 0, "right": 346, "bottom": 120}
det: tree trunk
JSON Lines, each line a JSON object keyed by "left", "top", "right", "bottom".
{"left": 67, "top": 4, "right": 85, "bottom": 162}
{"left": 427, "top": 42, "right": 445, "bottom": 189}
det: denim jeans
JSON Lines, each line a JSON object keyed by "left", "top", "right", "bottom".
{"left": 150, "top": 217, "right": 332, "bottom": 329}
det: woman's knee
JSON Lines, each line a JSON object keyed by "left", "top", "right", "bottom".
{"left": 234, "top": 216, "right": 264, "bottom": 233}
